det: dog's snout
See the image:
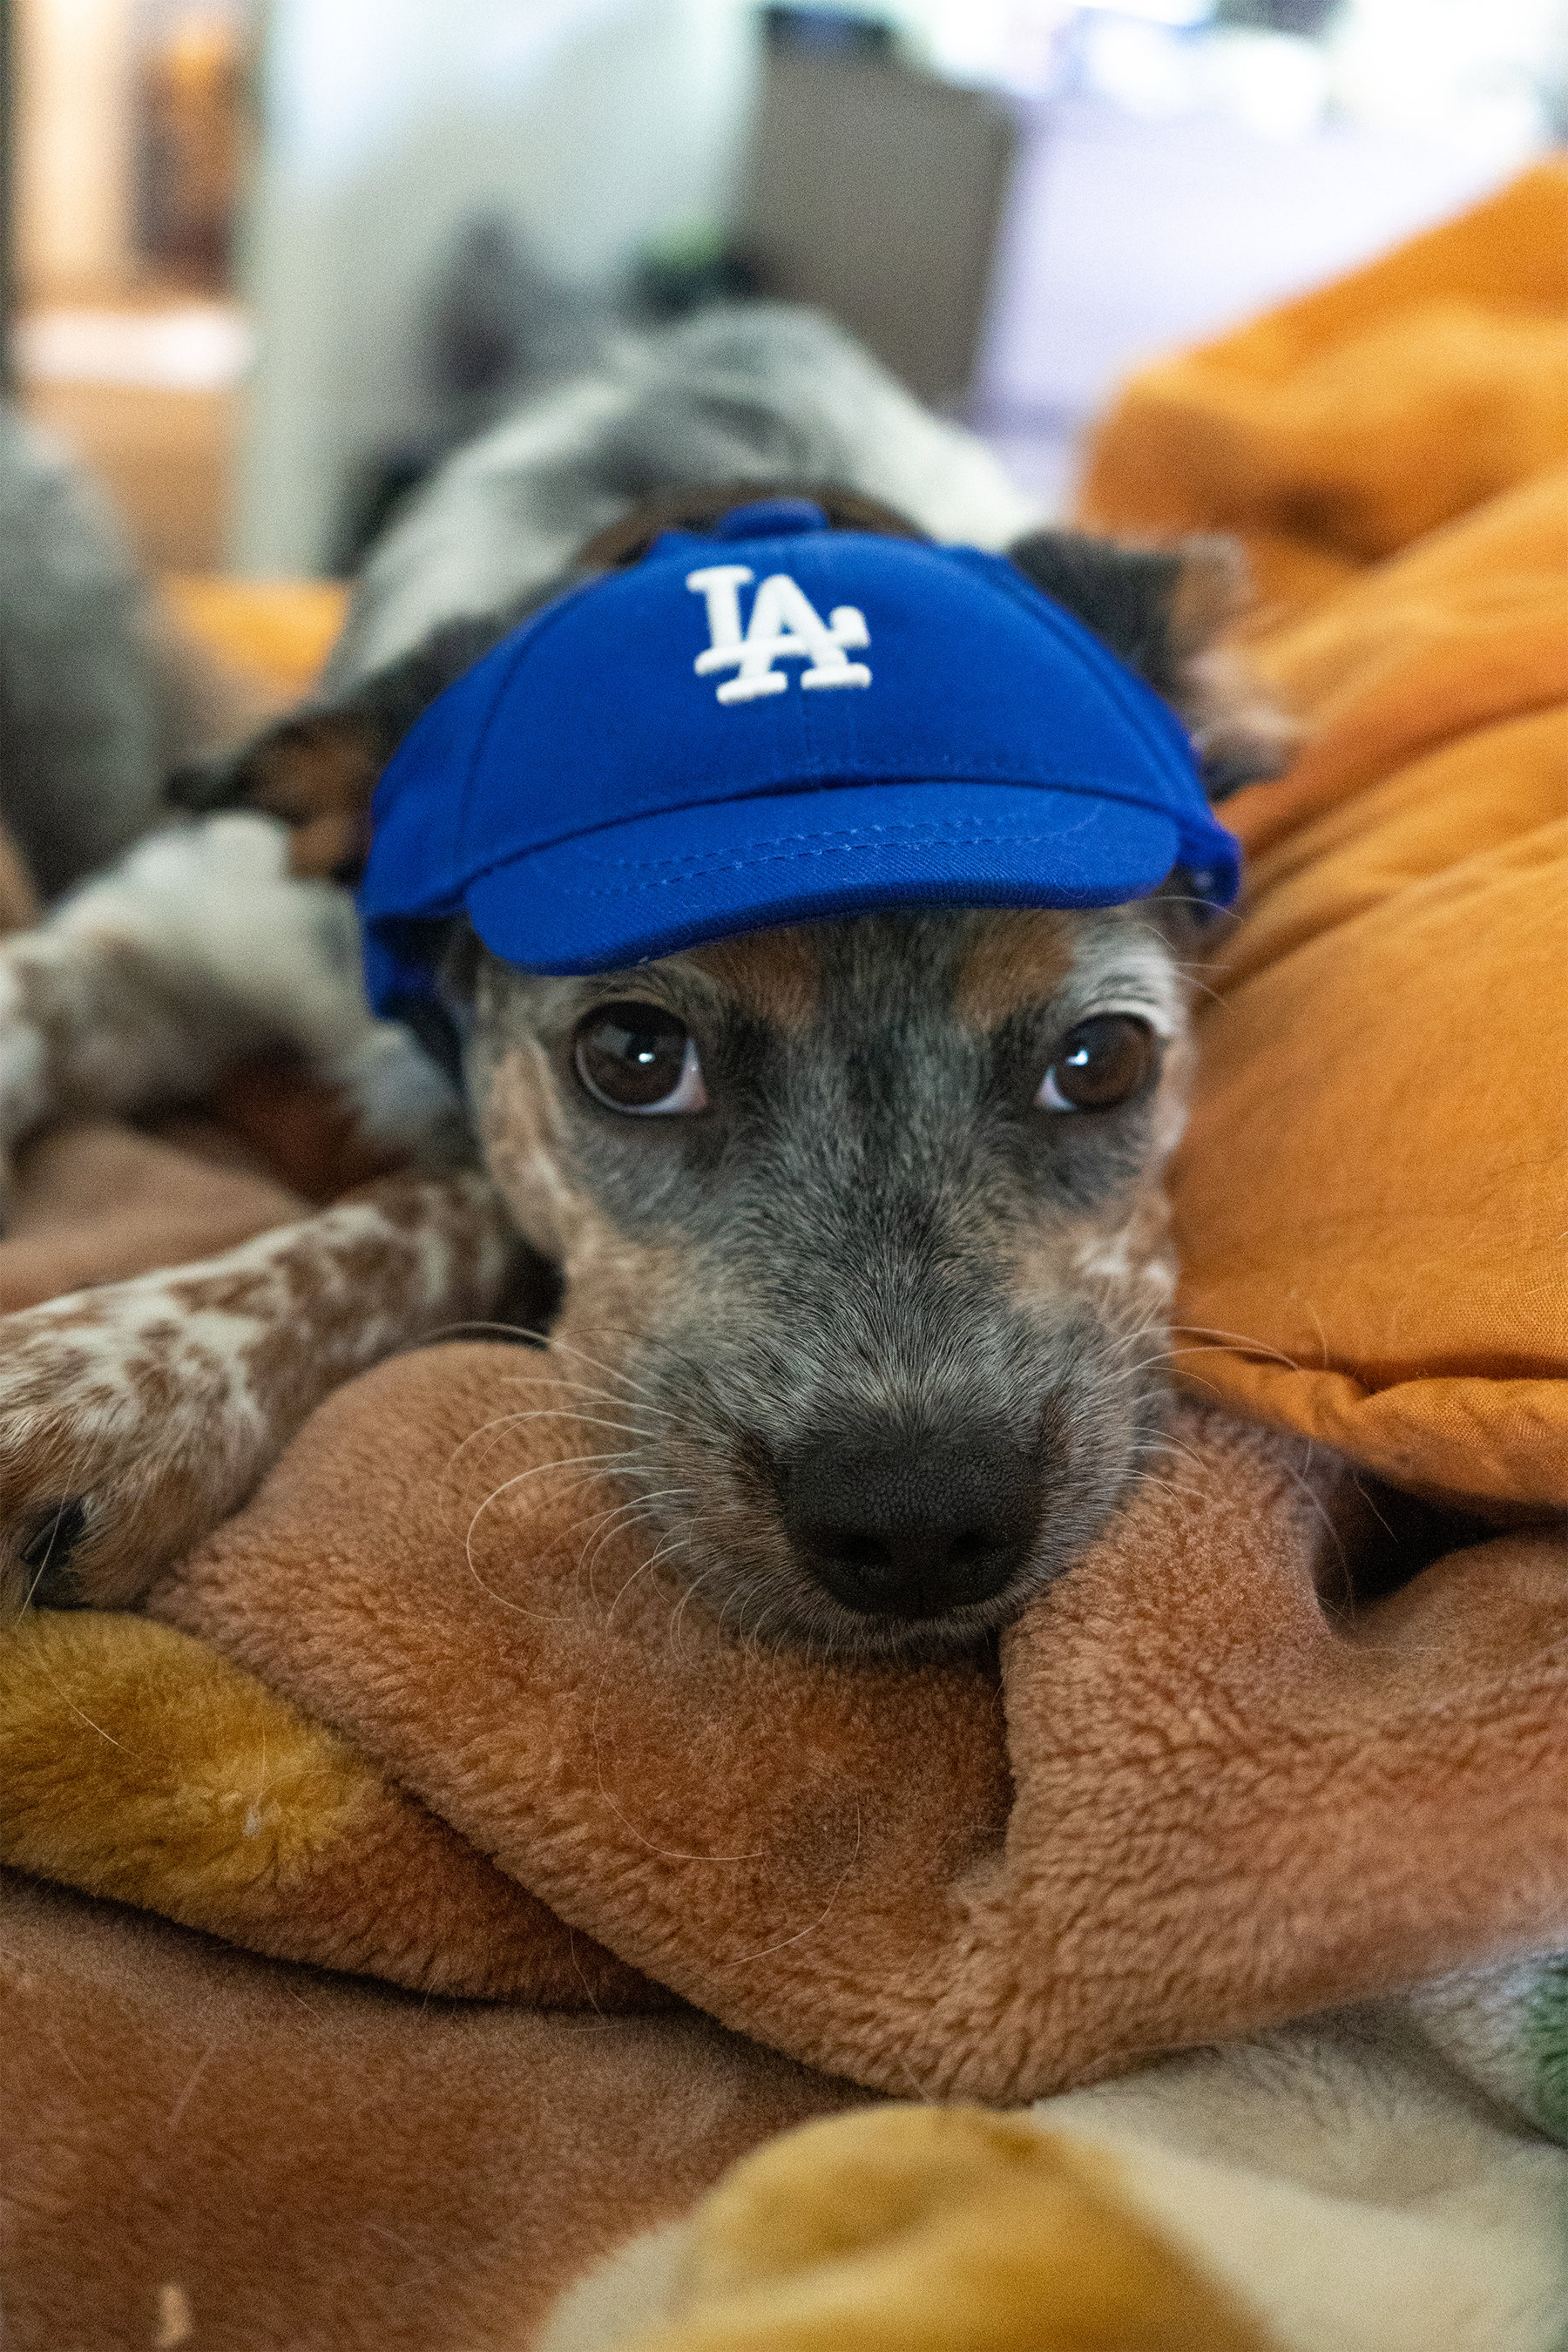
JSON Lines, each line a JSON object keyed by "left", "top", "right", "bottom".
{"left": 780, "top": 1435, "right": 1040, "bottom": 1620}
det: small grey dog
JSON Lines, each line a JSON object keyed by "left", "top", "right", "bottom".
{"left": 0, "top": 308, "right": 1286, "bottom": 1647}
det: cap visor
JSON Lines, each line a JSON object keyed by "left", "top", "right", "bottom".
{"left": 465, "top": 782, "right": 1186, "bottom": 973}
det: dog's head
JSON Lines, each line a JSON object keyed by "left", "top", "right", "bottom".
{"left": 179, "top": 493, "right": 1288, "bottom": 1649}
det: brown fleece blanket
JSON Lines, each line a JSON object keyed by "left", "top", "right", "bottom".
{"left": 136, "top": 1358, "right": 1568, "bottom": 2092}
{"left": 10, "top": 1345, "right": 1565, "bottom": 2091}
{"left": 1, "top": 1871, "right": 855, "bottom": 2352}
{"left": 7, "top": 1346, "right": 1566, "bottom": 2345}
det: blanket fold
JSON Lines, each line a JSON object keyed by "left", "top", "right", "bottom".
{"left": 0, "top": 1605, "right": 659, "bottom": 2007}
{"left": 0, "top": 1868, "right": 855, "bottom": 2352}
{"left": 1084, "top": 159, "right": 1568, "bottom": 1507}
{"left": 105, "top": 1346, "right": 1564, "bottom": 2103}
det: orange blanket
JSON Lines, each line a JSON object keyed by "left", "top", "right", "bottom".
{"left": 1081, "top": 159, "right": 1568, "bottom": 1510}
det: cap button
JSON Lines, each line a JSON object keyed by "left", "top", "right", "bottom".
{"left": 711, "top": 498, "right": 828, "bottom": 541}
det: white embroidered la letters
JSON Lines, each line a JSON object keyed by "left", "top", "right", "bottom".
{"left": 686, "top": 566, "right": 872, "bottom": 704}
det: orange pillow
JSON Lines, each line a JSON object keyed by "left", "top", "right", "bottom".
{"left": 1083, "top": 166, "right": 1568, "bottom": 1511}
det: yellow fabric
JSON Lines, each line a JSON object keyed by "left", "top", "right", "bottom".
{"left": 162, "top": 573, "right": 349, "bottom": 697}
{"left": 621, "top": 2107, "right": 1274, "bottom": 2351}
{"left": 0, "top": 1609, "right": 374, "bottom": 1909}
{"left": 1082, "top": 165, "right": 1568, "bottom": 1509}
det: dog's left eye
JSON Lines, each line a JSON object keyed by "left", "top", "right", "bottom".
{"left": 573, "top": 1003, "right": 707, "bottom": 1114}
{"left": 1037, "top": 1015, "right": 1159, "bottom": 1112}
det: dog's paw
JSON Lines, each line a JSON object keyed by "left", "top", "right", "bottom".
{"left": 0, "top": 1170, "right": 517, "bottom": 1616}
{"left": 0, "top": 1280, "right": 262, "bottom": 1614}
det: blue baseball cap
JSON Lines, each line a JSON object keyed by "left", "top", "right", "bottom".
{"left": 359, "top": 498, "right": 1240, "bottom": 1010}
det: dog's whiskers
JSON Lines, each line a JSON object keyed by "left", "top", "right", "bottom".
{"left": 463, "top": 1445, "right": 647, "bottom": 1576}
{"left": 539, "top": 1333, "right": 685, "bottom": 1420}
{"left": 580, "top": 1485, "right": 693, "bottom": 1601}
{"left": 449, "top": 1397, "right": 663, "bottom": 1463}
{"left": 1171, "top": 1323, "right": 1307, "bottom": 1373}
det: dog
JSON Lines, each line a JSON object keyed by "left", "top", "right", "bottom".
{"left": 0, "top": 307, "right": 1288, "bottom": 1646}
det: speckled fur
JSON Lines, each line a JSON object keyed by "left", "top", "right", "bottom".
{"left": 0, "top": 1172, "right": 514, "bottom": 1608}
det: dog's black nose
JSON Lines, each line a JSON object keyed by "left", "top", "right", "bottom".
{"left": 781, "top": 1436, "right": 1040, "bottom": 1619}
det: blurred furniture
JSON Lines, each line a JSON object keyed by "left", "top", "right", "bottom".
{"left": 24, "top": 368, "right": 234, "bottom": 570}
{"left": 15, "top": 294, "right": 249, "bottom": 569}
{"left": 736, "top": 20, "right": 1016, "bottom": 409}
{"left": 0, "top": 0, "right": 15, "bottom": 388}
{"left": 3, "top": 2, "right": 259, "bottom": 565}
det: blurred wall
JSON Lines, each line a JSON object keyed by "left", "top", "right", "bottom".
{"left": 234, "top": 0, "right": 759, "bottom": 575}
{"left": 15, "top": 0, "right": 139, "bottom": 293}
{"left": 739, "top": 44, "right": 1013, "bottom": 408}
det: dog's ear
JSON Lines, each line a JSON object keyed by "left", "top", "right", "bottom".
{"left": 168, "top": 707, "right": 388, "bottom": 881}
{"left": 1005, "top": 529, "right": 1295, "bottom": 799}
{"left": 166, "top": 590, "right": 582, "bottom": 880}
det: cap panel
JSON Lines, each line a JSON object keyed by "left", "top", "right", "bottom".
{"left": 358, "top": 513, "right": 1241, "bottom": 1002}
{"left": 453, "top": 531, "right": 1208, "bottom": 861}
{"left": 360, "top": 605, "right": 562, "bottom": 928}
{"left": 940, "top": 545, "right": 1204, "bottom": 774}
{"left": 463, "top": 781, "right": 1186, "bottom": 973}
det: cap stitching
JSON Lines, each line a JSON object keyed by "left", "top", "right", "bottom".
{"left": 536, "top": 820, "right": 1187, "bottom": 902}
{"left": 579, "top": 811, "right": 1099, "bottom": 876}
{"left": 452, "top": 769, "right": 1219, "bottom": 892}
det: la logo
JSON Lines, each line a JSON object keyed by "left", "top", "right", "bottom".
{"left": 686, "top": 565, "right": 872, "bottom": 705}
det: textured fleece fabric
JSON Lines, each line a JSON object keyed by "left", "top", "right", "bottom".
{"left": 5, "top": 1345, "right": 1565, "bottom": 2072}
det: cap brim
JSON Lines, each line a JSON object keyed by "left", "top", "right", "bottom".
{"left": 463, "top": 782, "right": 1196, "bottom": 974}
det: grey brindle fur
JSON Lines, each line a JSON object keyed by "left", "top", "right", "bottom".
{"left": 0, "top": 306, "right": 1287, "bottom": 1645}
{"left": 463, "top": 904, "right": 1192, "bottom": 1650}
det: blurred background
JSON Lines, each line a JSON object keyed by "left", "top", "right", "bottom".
{"left": 2, "top": 0, "right": 1564, "bottom": 577}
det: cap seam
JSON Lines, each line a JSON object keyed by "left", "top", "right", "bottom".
{"left": 526, "top": 821, "right": 1183, "bottom": 902}
{"left": 548, "top": 811, "right": 1103, "bottom": 879}
{"left": 451, "top": 771, "right": 1220, "bottom": 893}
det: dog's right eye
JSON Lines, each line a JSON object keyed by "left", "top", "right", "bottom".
{"left": 573, "top": 1003, "right": 707, "bottom": 1114}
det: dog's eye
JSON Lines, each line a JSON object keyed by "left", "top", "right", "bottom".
{"left": 1037, "top": 1016, "right": 1159, "bottom": 1112}
{"left": 573, "top": 1003, "right": 707, "bottom": 1114}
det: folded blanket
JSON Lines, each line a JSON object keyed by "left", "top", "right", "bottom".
{"left": 541, "top": 2023, "right": 1568, "bottom": 2352}
{"left": 1082, "top": 159, "right": 1568, "bottom": 1509}
{"left": 63, "top": 1354, "right": 1568, "bottom": 2096}
{"left": 0, "top": 1868, "right": 858, "bottom": 2352}
{"left": 6, "top": 1351, "right": 1565, "bottom": 2347}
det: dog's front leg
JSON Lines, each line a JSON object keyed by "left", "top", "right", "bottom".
{"left": 0, "top": 1168, "right": 518, "bottom": 1612}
